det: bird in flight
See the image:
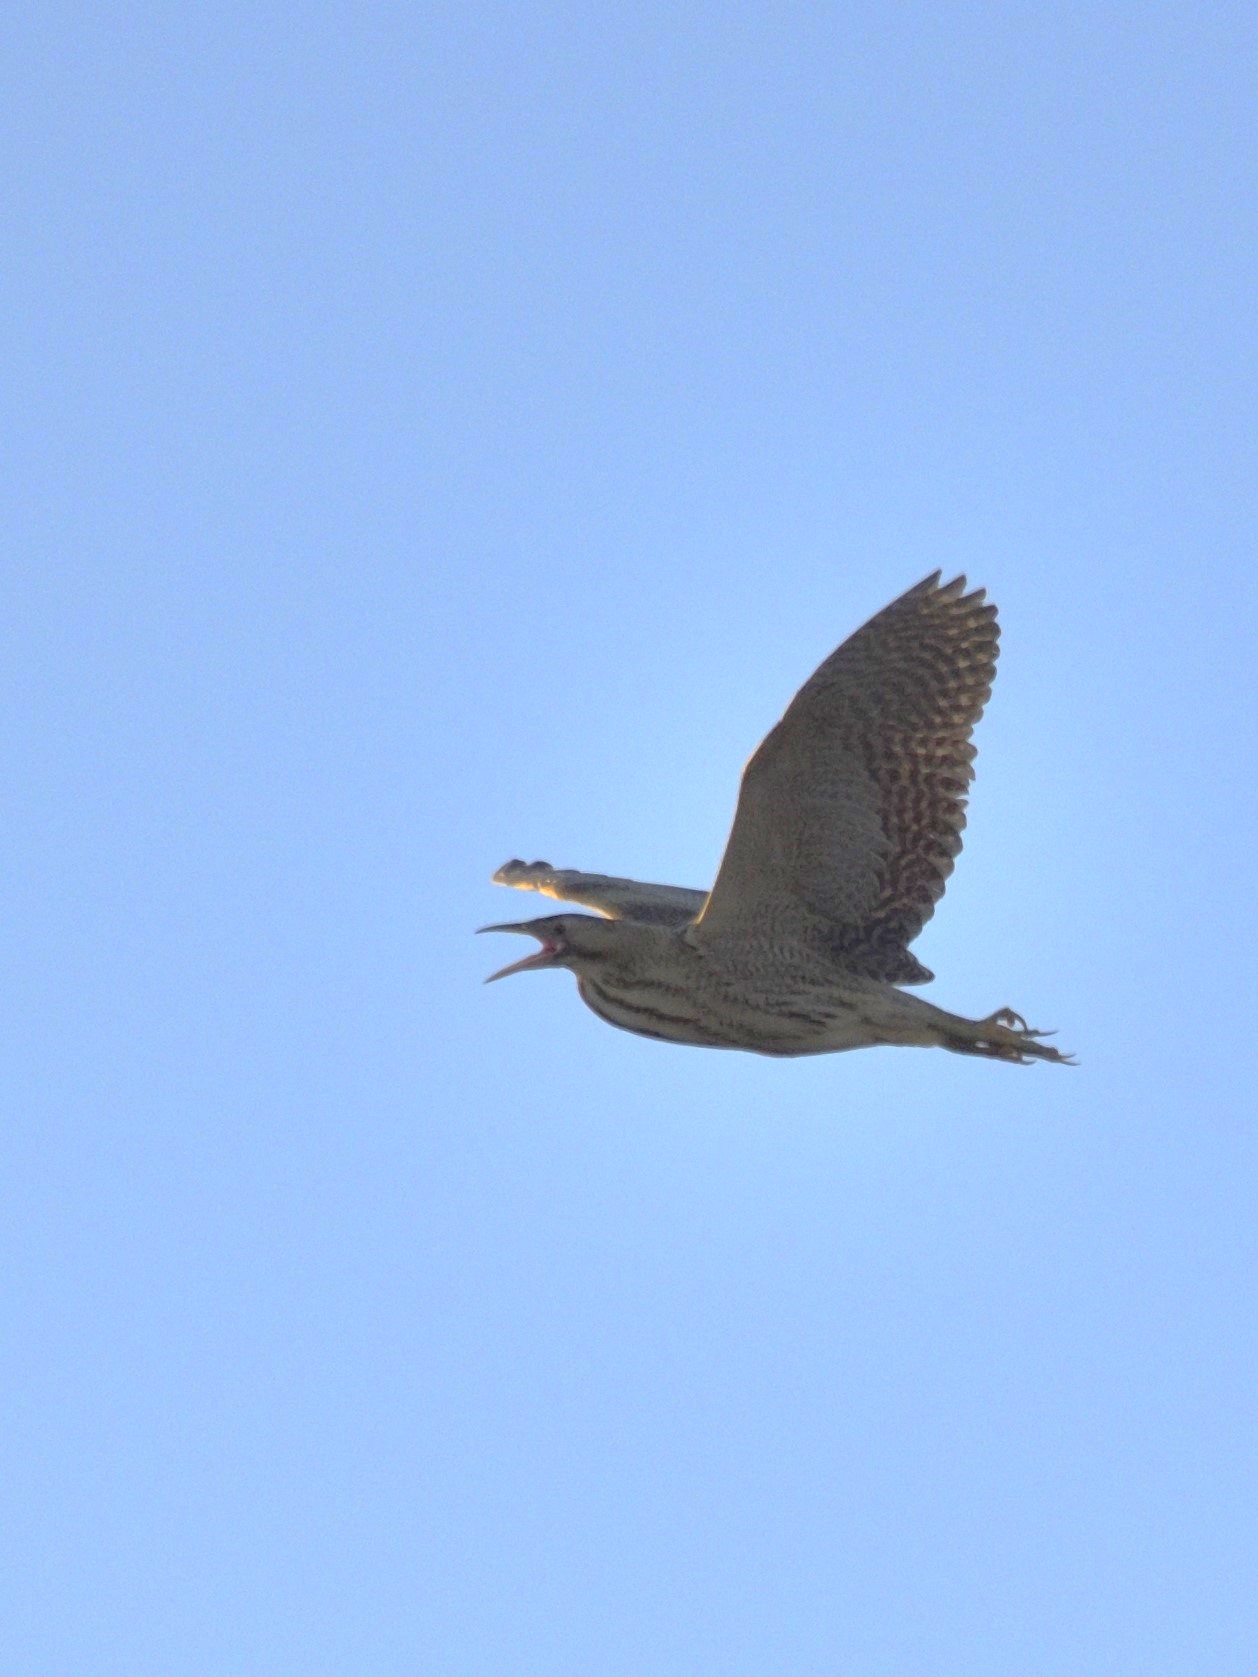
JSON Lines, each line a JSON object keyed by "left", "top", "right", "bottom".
{"left": 482, "top": 573, "right": 1072, "bottom": 1064}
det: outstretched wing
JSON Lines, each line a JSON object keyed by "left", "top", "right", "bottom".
{"left": 693, "top": 573, "right": 999, "bottom": 984}
{"left": 492, "top": 859, "right": 706, "bottom": 928}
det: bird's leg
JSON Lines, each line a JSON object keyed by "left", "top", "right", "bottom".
{"left": 940, "top": 1006, "right": 1076, "bottom": 1066}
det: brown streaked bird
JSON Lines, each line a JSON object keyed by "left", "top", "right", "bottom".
{"left": 482, "top": 573, "right": 1072, "bottom": 1065}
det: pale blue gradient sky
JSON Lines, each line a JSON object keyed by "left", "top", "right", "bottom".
{"left": 4, "top": 5, "right": 1256, "bottom": 1674}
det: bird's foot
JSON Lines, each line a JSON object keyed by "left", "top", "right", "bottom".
{"left": 950, "top": 1007, "right": 1077, "bottom": 1066}
{"left": 981, "top": 1006, "right": 1030, "bottom": 1034}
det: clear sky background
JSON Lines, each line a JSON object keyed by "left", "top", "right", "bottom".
{"left": 4, "top": 5, "right": 1256, "bottom": 1674}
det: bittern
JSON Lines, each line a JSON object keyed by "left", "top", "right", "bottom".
{"left": 482, "top": 573, "right": 1072, "bottom": 1065}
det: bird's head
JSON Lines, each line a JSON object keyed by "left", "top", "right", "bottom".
{"left": 479, "top": 913, "right": 625, "bottom": 983}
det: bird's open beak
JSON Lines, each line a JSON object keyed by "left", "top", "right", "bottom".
{"left": 478, "top": 923, "right": 565, "bottom": 983}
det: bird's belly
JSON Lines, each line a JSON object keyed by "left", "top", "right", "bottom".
{"left": 577, "top": 973, "right": 894, "bottom": 1056}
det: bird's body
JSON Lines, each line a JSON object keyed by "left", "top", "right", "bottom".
{"left": 574, "top": 922, "right": 953, "bottom": 1056}
{"left": 483, "top": 574, "right": 1072, "bottom": 1066}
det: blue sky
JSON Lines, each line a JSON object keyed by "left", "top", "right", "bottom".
{"left": 4, "top": 4, "right": 1256, "bottom": 1673}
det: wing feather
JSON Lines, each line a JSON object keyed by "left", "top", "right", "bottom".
{"left": 493, "top": 859, "right": 705, "bottom": 927}
{"left": 693, "top": 573, "right": 998, "bottom": 982}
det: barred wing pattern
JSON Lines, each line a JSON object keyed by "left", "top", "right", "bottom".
{"left": 694, "top": 573, "right": 999, "bottom": 984}
{"left": 492, "top": 859, "right": 706, "bottom": 928}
